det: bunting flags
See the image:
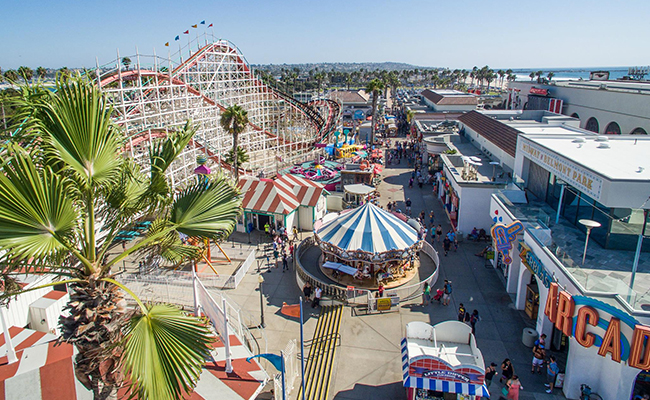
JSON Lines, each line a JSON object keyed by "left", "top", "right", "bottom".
{"left": 168, "top": 23, "right": 212, "bottom": 45}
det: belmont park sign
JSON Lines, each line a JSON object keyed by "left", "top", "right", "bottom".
{"left": 545, "top": 282, "right": 650, "bottom": 369}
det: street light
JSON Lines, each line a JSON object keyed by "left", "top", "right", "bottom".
{"left": 579, "top": 219, "right": 601, "bottom": 265}
{"left": 258, "top": 275, "right": 265, "bottom": 328}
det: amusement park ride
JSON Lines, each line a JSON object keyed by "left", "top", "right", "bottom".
{"left": 96, "top": 33, "right": 340, "bottom": 186}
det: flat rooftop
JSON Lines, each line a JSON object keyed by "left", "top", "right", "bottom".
{"left": 522, "top": 134, "right": 650, "bottom": 181}
{"left": 494, "top": 191, "right": 650, "bottom": 312}
{"left": 442, "top": 141, "right": 509, "bottom": 185}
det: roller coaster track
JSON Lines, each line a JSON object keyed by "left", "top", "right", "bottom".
{"left": 97, "top": 39, "right": 340, "bottom": 180}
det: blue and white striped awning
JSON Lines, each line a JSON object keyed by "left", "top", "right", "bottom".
{"left": 401, "top": 338, "right": 490, "bottom": 398}
{"left": 316, "top": 202, "right": 418, "bottom": 254}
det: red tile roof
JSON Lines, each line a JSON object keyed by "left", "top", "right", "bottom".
{"left": 458, "top": 111, "right": 520, "bottom": 157}
{"left": 421, "top": 89, "right": 477, "bottom": 105}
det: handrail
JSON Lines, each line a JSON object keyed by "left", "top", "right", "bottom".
{"left": 295, "top": 237, "right": 347, "bottom": 301}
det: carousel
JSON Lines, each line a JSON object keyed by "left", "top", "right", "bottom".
{"left": 314, "top": 202, "right": 422, "bottom": 289}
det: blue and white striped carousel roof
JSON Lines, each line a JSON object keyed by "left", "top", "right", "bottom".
{"left": 316, "top": 202, "right": 419, "bottom": 253}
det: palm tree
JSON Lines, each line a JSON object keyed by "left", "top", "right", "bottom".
{"left": 365, "top": 78, "right": 384, "bottom": 144}
{"left": 121, "top": 57, "right": 132, "bottom": 70}
{"left": 529, "top": 72, "right": 536, "bottom": 82}
{"left": 17, "top": 66, "right": 33, "bottom": 83}
{"left": 225, "top": 146, "right": 250, "bottom": 168}
{"left": 4, "top": 69, "right": 18, "bottom": 85}
{"left": 220, "top": 104, "right": 249, "bottom": 181}
{"left": 547, "top": 71, "right": 555, "bottom": 82}
{"left": 58, "top": 67, "right": 71, "bottom": 82}
{"left": 1, "top": 76, "right": 242, "bottom": 400}
{"left": 36, "top": 66, "right": 47, "bottom": 80}
{"left": 535, "top": 70, "right": 544, "bottom": 83}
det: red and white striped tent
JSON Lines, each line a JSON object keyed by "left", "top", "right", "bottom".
{"left": 0, "top": 327, "right": 267, "bottom": 400}
{"left": 275, "top": 174, "right": 326, "bottom": 208}
{"left": 238, "top": 178, "right": 300, "bottom": 215}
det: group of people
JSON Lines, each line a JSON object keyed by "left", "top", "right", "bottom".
{"left": 302, "top": 281, "right": 322, "bottom": 308}
{"left": 487, "top": 335, "right": 561, "bottom": 400}
{"left": 265, "top": 227, "right": 297, "bottom": 273}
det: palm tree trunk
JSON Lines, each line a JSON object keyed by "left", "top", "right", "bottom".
{"left": 232, "top": 131, "right": 239, "bottom": 181}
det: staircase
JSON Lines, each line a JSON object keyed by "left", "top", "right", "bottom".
{"left": 298, "top": 305, "right": 343, "bottom": 400}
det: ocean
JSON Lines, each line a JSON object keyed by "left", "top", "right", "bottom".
{"left": 511, "top": 67, "right": 633, "bottom": 82}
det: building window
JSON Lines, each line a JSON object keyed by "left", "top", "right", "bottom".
{"left": 585, "top": 117, "right": 599, "bottom": 133}
{"left": 630, "top": 127, "right": 648, "bottom": 135}
{"left": 604, "top": 121, "right": 621, "bottom": 135}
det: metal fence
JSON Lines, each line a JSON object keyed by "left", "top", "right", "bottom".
{"left": 273, "top": 339, "right": 299, "bottom": 400}
{"left": 295, "top": 237, "right": 441, "bottom": 311}
{"left": 224, "top": 250, "right": 256, "bottom": 289}
{"left": 119, "top": 272, "right": 267, "bottom": 355}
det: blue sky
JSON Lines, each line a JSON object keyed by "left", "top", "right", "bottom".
{"left": 1, "top": 0, "right": 649, "bottom": 70}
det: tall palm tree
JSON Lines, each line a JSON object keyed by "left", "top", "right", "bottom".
{"left": 36, "top": 66, "right": 47, "bottom": 80}
{"left": 365, "top": 78, "right": 384, "bottom": 144}
{"left": 535, "top": 70, "right": 544, "bottom": 83}
{"left": 17, "top": 66, "right": 33, "bottom": 83}
{"left": 547, "top": 71, "right": 555, "bottom": 82}
{"left": 1, "top": 76, "right": 242, "bottom": 400}
{"left": 529, "top": 72, "right": 536, "bottom": 82}
{"left": 122, "top": 57, "right": 132, "bottom": 70}
{"left": 4, "top": 69, "right": 18, "bottom": 85}
{"left": 220, "top": 104, "right": 249, "bottom": 181}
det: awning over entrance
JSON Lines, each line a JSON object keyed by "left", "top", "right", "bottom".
{"left": 401, "top": 339, "right": 490, "bottom": 397}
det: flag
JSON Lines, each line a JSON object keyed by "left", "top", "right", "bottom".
{"left": 175, "top": 35, "right": 180, "bottom": 41}
{"left": 247, "top": 353, "right": 283, "bottom": 372}
{"left": 192, "top": 24, "right": 197, "bottom": 28}
{"left": 183, "top": 30, "right": 189, "bottom": 34}
{"left": 280, "top": 302, "right": 301, "bottom": 319}
{"left": 165, "top": 42, "right": 169, "bottom": 47}
{"left": 200, "top": 20, "right": 205, "bottom": 24}
{"left": 208, "top": 23, "right": 213, "bottom": 28}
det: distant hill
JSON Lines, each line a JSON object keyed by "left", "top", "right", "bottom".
{"left": 251, "top": 62, "right": 434, "bottom": 74}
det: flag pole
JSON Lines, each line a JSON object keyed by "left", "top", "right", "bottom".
{"left": 281, "top": 350, "right": 287, "bottom": 400}
{"left": 300, "top": 296, "right": 306, "bottom": 400}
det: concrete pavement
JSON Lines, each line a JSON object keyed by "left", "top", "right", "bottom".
{"left": 222, "top": 144, "right": 567, "bottom": 400}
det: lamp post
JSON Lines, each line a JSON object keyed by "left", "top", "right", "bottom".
{"left": 258, "top": 275, "right": 265, "bottom": 328}
{"left": 578, "top": 219, "right": 601, "bottom": 265}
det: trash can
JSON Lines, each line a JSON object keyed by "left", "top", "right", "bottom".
{"left": 456, "top": 231, "right": 464, "bottom": 243}
{"left": 522, "top": 327, "right": 538, "bottom": 348}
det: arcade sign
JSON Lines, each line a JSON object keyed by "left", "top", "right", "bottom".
{"left": 545, "top": 282, "right": 650, "bottom": 369}
{"left": 423, "top": 370, "right": 471, "bottom": 383}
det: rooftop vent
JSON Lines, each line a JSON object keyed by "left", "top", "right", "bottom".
{"left": 597, "top": 143, "right": 611, "bottom": 149}
{"left": 572, "top": 137, "right": 586, "bottom": 143}
{"left": 595, "top": 136, "right": 609, "bottom": 142}
{"left": 637, "top": 167, "right": 645, "bottom": 173}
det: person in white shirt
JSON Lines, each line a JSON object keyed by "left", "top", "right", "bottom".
{"left": 312, "top": 286, "right": 322, "bottom": 308}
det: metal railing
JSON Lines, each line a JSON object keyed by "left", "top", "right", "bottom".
{"left": 273, "top": 339, "right": 299, "bottom": 400}
{"left": 295, "top": 238, "right": 440, "bottom": 307}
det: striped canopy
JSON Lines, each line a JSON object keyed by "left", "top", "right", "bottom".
{"left": 316, "top": 202, "right": 418, "bottom": 254}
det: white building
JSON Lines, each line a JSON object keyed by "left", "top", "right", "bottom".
{"left": 488, "top": 134, "right": 650, "bottom": 400}
{"left": 421, "top": 89, "right": 478, "bottom": 113}
{"left": 508, "top": 79, "right": 650, "bottom": 135}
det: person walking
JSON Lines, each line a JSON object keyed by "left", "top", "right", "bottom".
{"left": 302, "top": 282, "right": 313, "bottom": 302}
{"left": 531, "top": 340, "right": 546, "bottom": 374}
{"left": 469, "top": 309, "right": 480, "bottom": 335}
{"left": 312, "top": 286, "right": 322, "bottom": 308}
{"left": 506, "top": 375, "right": 523, "bottom": 400}
{"left": 443, "top": 236, "right": 451, "bottom": 256}
{"left": 408, "top": 177, "right": 414, "bottom": 188}
{"left": 405, "top": 198, "right": 412, "bottom": 215}
{"left": 442, "top": 280, "right": 452, "bottom": 306}
{"left": 500, "top": 359, "right": 514, "bottom": 383}
{"left": 282, "top": 252, "right": 289, "bottom": 272}
{"left": 545, "top": 356, "right": 560, "bottom": 394}
{"left": 429, "top": 211, "right": 435, "bottom": 227}
{"left": 421, "top": 282, "right": 431, "bottom": 306}
{"left": 458, "top": 303, "right": 467, "bottom": 322}
{"left": 485, "top": 362, "right": 498, "bottom": 387}
{"left": 436, "top": 224, "right": 443, "bottom": 244}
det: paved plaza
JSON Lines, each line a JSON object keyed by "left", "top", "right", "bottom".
{"left": 217, "top": 148, "right": 569, "bottom": 400}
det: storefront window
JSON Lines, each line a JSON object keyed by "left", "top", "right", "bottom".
{"left": 561, "top": 188, "right": 579, "bottom": 225}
